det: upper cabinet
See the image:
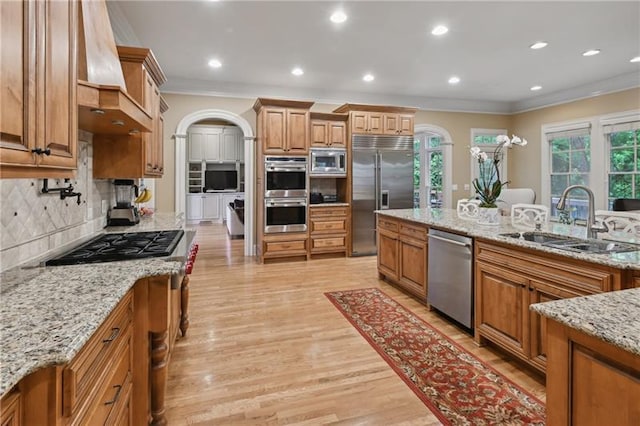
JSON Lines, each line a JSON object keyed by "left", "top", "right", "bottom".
{"left": 188, "top": 125, "right": 244, "bottom": 163}
{"left": 1, "top": 0, "right": 78, "bottom": 178}
{"left": 334, "top": 103, "right": 417, "bottom": 137}
{"left": 92, "top": 46, "right": 168, "bottom": 179}
{"left": 253, "top": 98, "right": 314, "bottom": 155}
{"left": 310, "top": 113, "right": 348, "bottom": 148}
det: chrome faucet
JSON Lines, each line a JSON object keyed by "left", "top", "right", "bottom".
{"left": 556, "top": 185, "right": 607, "bottom": 239}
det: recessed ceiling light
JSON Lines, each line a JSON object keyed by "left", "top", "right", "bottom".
{"left": 530, "top": 85, "right": 542, "bottom": 91}
{"left": 448, "top": 76, "right": 460, "bottom": 85}
{"left": 530, "top": 41, "right": 548, "bottom": 50}
{"left": 582, "top": 49, "right": 601, "bottom": 57}
{"left": 208, "top": 58, "right": 222, "bottom": 68}
{"left": 330, "top": 10, "right": 347, "bottom": 23}
{"left": 291, "top": 67, "right": 304, "bottom": 76}
{"left": 631, "top": 56, "right": 640, "bottom": 63}
{"left": 363, "top": 73, "right": 375, "bottom": 82}
{"left": 431, "top": 25, "right": 448, "bottom": 36}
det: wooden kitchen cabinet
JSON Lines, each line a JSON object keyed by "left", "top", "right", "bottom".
{"left": 253, "top": 98, "right": 314, "bottom": 155}
{"left": 474, "top": 239, "right": 623, "bottom": 373}
{"left": 545, "top": 318, "right": 640, "bottom": 426}
{"left": 0, "top": 390, "right": 21, "bottom": 426}
{"left": 262, "top": 232, "right": 309, "bottom": 261}
{"left": 310, "top": 113, "right": 348, "bottom": 148}
{"left": 309, "top": 205, "right": 349, "bottom": 256}
{"left": 333, "top": 104, "right": 417, "bottom": 137}
{"left": 350, "top": 111, "right": 383, "bottom": 134}
{"left": 383, "top": 113, "right": 414, "bottom": 136}
{"left": 92, "top": 46, "right": 168, "bottom": 178}
{"left": 377, "top": 215, "right": 429, "bottom": 300}
{"left": 1, "top": 0, "right": 78, "bottom": 179}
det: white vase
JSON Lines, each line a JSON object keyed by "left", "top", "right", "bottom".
{"left": 477, "top": 207, "right": 501, "bottom": 225}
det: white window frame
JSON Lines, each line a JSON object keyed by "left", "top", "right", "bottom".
{"left": 415, "top": 124, "right": 453, "bottom": 209}
{"left": 470, "top": 128, "right": 507, "bottom": 197}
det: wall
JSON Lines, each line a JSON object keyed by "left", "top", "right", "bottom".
{"left": 0, "top": 132, "right": 113, "bottom": 272}
{"left": 511, "top": 88, "right": 640, "bottom": 199}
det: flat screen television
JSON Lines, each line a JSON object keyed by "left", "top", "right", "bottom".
{"left": 205, "top": 170, "right": 238, "bottom": 191}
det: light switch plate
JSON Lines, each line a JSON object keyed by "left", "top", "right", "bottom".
{"left": 464, "top": 184, "right": 470, "bottom": 190}
{"left": 452, "top": 184, "right": 458, "bottom": 191}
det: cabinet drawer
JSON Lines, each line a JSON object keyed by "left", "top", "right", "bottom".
{"left": 265, "top": 239, "right": 307, "bottom": 254}
{"left": 378, "top": 216, "right": 398, "bottom": 232}
{"left": 309, "top": 206, "right": 348, "bottom": 217}
{"left": 310, "top": 218, "right": 346, "bottom": 234}
{"left": 76, "top": 340, "right": 132, "bottom": 426}
{"left": 311, "top": 236, "right": 346, "bottom": 251}
{"left": 399, "top": 222, "right": 427, "bottom": 241}
{"left": 63, "top": 292, "right": 132, "bottom": 417}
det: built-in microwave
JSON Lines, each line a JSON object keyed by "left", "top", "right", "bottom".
{"left": 309, "top": 148, "right": 346, "bottom": 176}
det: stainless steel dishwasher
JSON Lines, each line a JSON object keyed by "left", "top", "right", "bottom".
{"left": 427, "top": 228, "right": 474, "bottom": 329}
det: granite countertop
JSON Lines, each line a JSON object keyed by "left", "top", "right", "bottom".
{"left": 530, "top": 288, "right": 640, "bottom": 356}
{"left": 376, "top": 208, "right": 640, "bottom": 270}
{"left": 0, "top": 212, "right": 189, "bottom": 398}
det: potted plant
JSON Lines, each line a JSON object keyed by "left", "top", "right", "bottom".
{"left": 470, "top": 134, "right": 528, "bottom": 224}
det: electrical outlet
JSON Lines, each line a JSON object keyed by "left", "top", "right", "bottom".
{"left": 101, "top": 200, "right": 108, "bottom": 214}
{"left": 464, "top": 184, "right": 470, "bottom": 191}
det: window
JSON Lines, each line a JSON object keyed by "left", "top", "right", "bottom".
{"left": 604, "top": 121, "right": 640, "bottom": 207}
{"left": 470, "top": 129, "right": 507, "bottom": 195}
{"left": 415, "top": 132, "right": 444, "bottom": 208}
{"left": 547, "top": 127, "right": 591, "bottom": 219}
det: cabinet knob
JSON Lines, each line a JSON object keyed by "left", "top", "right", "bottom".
{"left": 32, "top": 148, "right": 51, "bottom": 156}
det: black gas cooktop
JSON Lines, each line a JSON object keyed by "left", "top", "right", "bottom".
{"left": 45, "top": 230, "right": 184, "bottom": 266}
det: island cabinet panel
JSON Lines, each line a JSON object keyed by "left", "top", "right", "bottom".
{"left": 475, "top": 239, "right": 624, "bottom": 373}
{"left": 376, "top": 215, "right": 429, "bottom": 300}
{"left": 0, "top": 390, "right": 21, "bottom": 426}
{"left": 545, "top": 319, "right": 640, "bottom": 426}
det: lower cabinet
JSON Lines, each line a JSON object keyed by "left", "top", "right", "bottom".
{"left": 377, "top": 215, "right": 428, "bottom": 300}
{"left": 0, "top": 390, "right": 21, "bottom": 426}
{"left": 188, "top": 193, "right": 244, "bottom": 222}
{"left": 309, "top": 205, "right": 348, "bottom": 256}
{"left": 545, "top": 318, "right": 640, "bottom": 426}
{"left": 262, "top": 232, "right": 309, "bottom": 261}
{"left": 475, "top": 240, "right": 623, "bottom": 373}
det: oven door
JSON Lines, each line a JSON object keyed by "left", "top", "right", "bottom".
{"left": 265, "top": 160, "right": 307, "bottom": 198}
{"left": 264, "top": 198, "right": 307, "bottom": 233}
{"left": 310, "top": 149, "right": 346, "bottom": 176}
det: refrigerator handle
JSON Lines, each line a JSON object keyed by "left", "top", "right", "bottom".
{"left": 381, "top": 190, "right": 389, "bottom": 209}
{"left": 374, "top": 152, "right": 380, "bottom": 209}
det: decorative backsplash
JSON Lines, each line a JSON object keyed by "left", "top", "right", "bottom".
{"left": 0, "top": 134, "right": 114, "bottom": 272}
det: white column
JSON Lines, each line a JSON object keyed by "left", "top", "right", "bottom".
{"left": 174, "top": 134, "right": 187, "bottom": 216}
{"left": 244, "top": 136, "right": 256, "bottom": 256}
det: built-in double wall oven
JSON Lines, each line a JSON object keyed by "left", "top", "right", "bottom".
{"left": 264, "top": 156, "right": 307, "bottom": 233}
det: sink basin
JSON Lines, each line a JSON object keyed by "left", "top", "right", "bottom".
{"left": 500, "top": 232, "right": 640, "bottom": 254}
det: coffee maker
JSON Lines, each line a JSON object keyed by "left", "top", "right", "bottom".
{"left": 107, "top": 179, "right": 140, "bottom": 226}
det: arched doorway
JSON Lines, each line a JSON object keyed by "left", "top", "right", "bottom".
{"left": 414, "top": 124, "right": 453, "bottom": 209}
{"left": 174, "top": 109, "right": 255, "bottom": 256}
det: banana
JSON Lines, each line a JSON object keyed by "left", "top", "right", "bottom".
{"left": 139, "top": 188, "right": 152, "bottom": 203}
{"left": 134, "top": 188, "right": 148, "bottom": 204}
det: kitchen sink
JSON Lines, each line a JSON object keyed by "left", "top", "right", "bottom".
{"left": 500, "top": 232, "right": 640, "bottom": 254}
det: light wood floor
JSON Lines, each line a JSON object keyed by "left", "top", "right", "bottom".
{"left": 165, "top": 224, "right": 546, "bottom": 425}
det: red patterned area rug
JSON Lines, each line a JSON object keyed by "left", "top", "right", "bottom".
{"left": 325, "top": 288, "right": 545, "bottom": 425}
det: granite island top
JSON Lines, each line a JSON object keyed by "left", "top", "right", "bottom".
{"left": 377, "top": 208, "right": 640, "bottom": 270}
{"left": 530, "top": 288, "right": 640, "bottom": 356}
{"left": 0, "top": 213, "right": 191, "bottom": 397}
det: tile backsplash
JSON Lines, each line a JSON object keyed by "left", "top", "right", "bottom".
{"left": 0, "top": 132, "right": 114, "bottom": 272}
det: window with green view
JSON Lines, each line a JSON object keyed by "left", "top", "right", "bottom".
{"left": 607, "top": 128, "right": 640, "bottom": 207}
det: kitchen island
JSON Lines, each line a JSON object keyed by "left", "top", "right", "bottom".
{"left": 375, "top": 208, "right": 640, "bottom": 374}
{"left": 0, "top": 213, "right": 193, "bottom": 425}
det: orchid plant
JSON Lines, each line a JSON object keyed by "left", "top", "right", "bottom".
{"left": 470, "top": 134, "right": 528, "bottom": 208}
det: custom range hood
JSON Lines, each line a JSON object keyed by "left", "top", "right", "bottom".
{"left": 76, "top": 0, "right": 152, "bottom": 135}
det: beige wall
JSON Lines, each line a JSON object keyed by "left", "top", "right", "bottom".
{"left": 156, "top": 88, "right": 639, "bottom": 212}
{"left": 511, "top": 88, "right": 640, "bottom": 200}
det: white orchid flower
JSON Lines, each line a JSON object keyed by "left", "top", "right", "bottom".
{"left": 479, "top": 152, "right": 488, "bottom": 162}
{"left": 511, "top": 135, "right": 522, "bottom": 145}
{"left": 470, "top": 147, "right": 482, "bottom": 158}
{"left": 520, "top": 138, "right": 528, "bottom": 146}
{"left": 496, "top": 135, "right": 510, "bottom": 144}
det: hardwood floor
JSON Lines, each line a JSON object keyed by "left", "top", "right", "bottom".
{"left": 166, "top": 223, "right": 546, "bottom": 425}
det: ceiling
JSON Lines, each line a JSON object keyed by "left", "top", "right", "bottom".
{"left": 108, "top": 1, "right": 640, "bottom": 114}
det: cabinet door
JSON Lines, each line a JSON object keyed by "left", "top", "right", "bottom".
{"left": 144, "top": 83, "right": 161, "bottom": 175}
{"left": 188, "top": 132, "right": 204, "bottom": 162}
{"left": 398, "top": 114, "right": 414, "bottom": 135}
{"left": 310, "top": 120, "right": 328, "bottom": 147}
{"left": 263, "top": 108, "right": 287, "bottom": 153}
{"left": 156, "top": 114, "right": 164, "bottom": 174}
{"left": 398, "top": 236, "right": 427, "bottom": 298}
{"left": 329, "top": 121, "right": 346, "bottom": 147}
{"left": 203, "top": 128, "right": 222, "bottom": 161}
{"left": 38, "top": 0, "right": 77, "bottom": 169}
{"left": 0, "top": 0, "right": 37, "bottom": 167}
{"left": 529, "top": 279, "right": 585, "bottom": 371}
{"left": 377, "top": 229, "right": 399, "bottom": 281}
{"left": 286, "top": 109, "right": 309, "bottom": 154}
{"left": 383, "top": 114, "right": 399, "bottom": 135}
{"left": 221, "top": 128, "right": 241, "bottom": 161}
{"left": 368, "top": 112, "right": 383, "bottom": 133}
{"left": 475, "top": 262, "right": 529, "bottom": 359}
{"left": 351, "top": 112, "right": 368, "bottom": 134}
{"left": 186, "top": 196, "right": 203, "bottom": 220}
{"left": 202, "top": 195, "right": 220, "bottom": 220}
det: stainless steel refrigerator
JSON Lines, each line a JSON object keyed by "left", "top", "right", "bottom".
{"left": 351, "top": 135, "right": 415, "bottom": 256}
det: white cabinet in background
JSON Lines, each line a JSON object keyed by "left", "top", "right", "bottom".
{"left": 187, "top": 194, "right": 203, "bottom": 220}
{"left": 202, "top": 194, "right": 221, "bottom": 220}
{"left": 188, "top": 125, "right": 243, "bottom": 162}
{"left": 187, "top": 192, "right": 244, "bottom": 222}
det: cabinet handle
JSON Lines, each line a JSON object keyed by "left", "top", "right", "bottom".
{"left": 104, "top": 384, "right": 123, "bottom": 406}
{"left": 102, "top": 327, "right": 120, "bottom": 343}
{"left": 32, "top": 148, "right": 51, "bottom": 156}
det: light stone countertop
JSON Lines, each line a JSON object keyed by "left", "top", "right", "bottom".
{"left": 530, "top": 288, "right": 640, "bottom": 356}
{"left": 0, "top": 213, "right": 189, "bottom": 397}
{"left": 376, "top": 208, "right": 640, "bottom": 270}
